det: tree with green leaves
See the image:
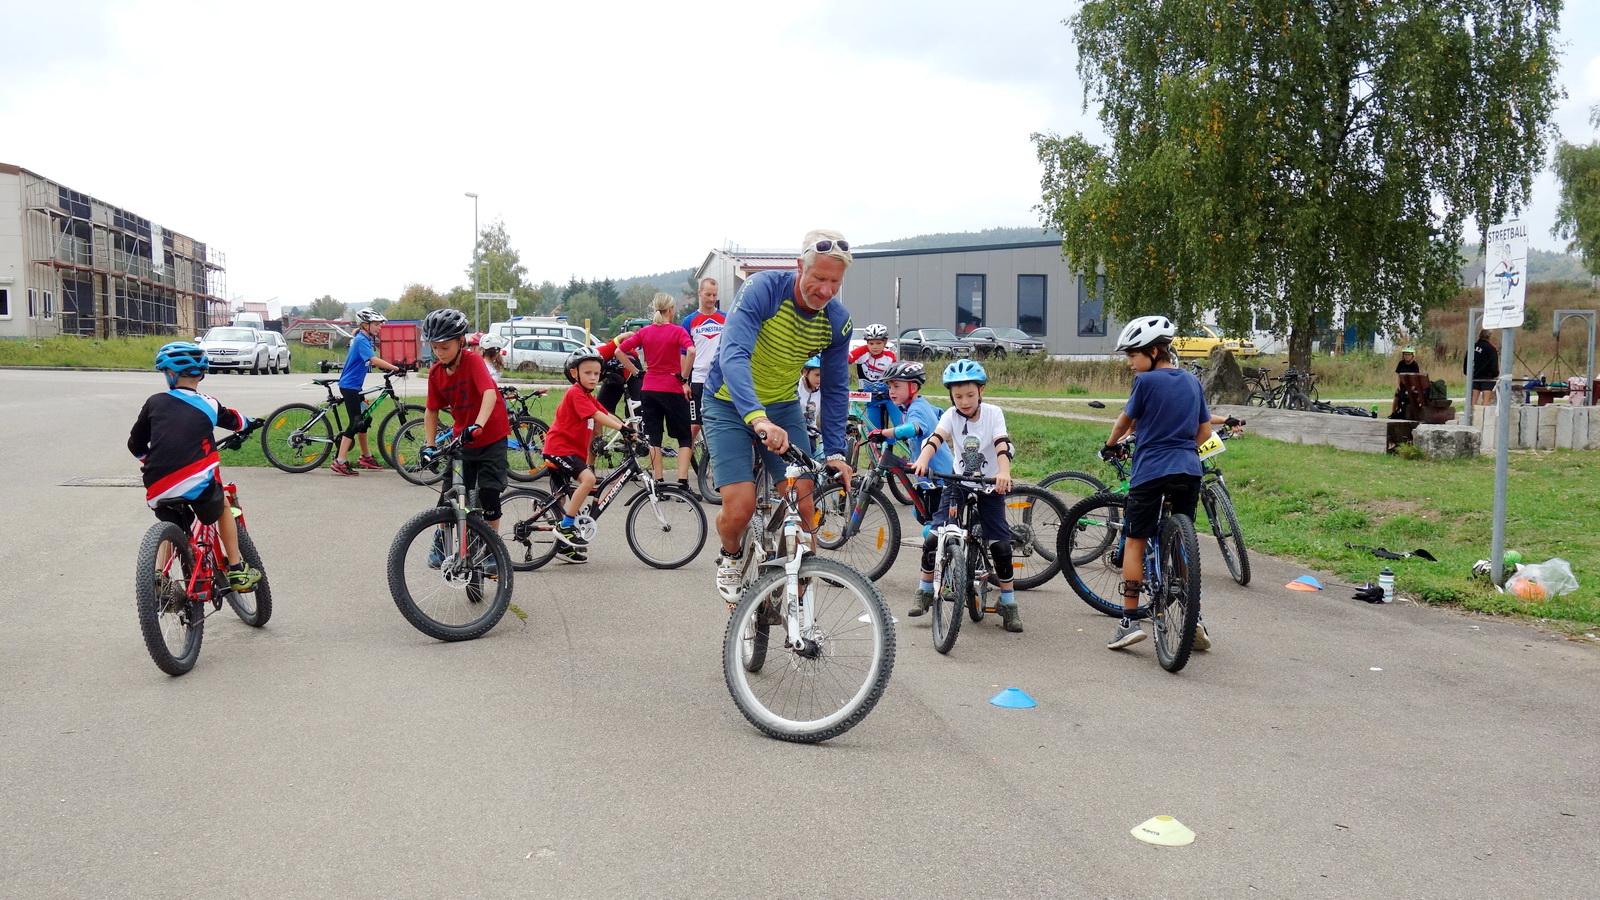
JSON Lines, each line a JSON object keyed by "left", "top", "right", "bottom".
{"left": 1033, "top": 0, "right": 1563, "bottom": 369}
{"left": 386, "top": 283, "right": 448, "bottom": 322}
{"left": 618, "top": 282, "right": 657, "bottom": 318}
{"left": 306, "top": 295, "right": 346, "bottom": 320}
{"left": 562, "top": 291, "right": 604, "bottom": 335}
{"left": 562, "top": 277, "right": 589, "bottom": 302}
{"left": 1554, "top": 103, "right": 1600, "bottom": 283}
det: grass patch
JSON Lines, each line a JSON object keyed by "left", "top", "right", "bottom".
{"left": 1005, "top": 410, "right": 1600, "bottom": 627}
{"left": 2, "top": 334, "right": 351, "bottom": 374}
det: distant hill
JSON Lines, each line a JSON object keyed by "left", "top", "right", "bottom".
{"left": 612, "top": 268, "right": 697, "bottom": 300}
{"left": 857, "top": 226, "right": 1060, "bottom": 251}
{"left": 1459, "top": 247, "right": 1589, "bottom": 285}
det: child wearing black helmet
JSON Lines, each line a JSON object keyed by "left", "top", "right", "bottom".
{"left": 128, "top": 342, "right": 263, "bottom": 591}
{"left": 541, "top": 346, "right": 631, "bottom": 561}
{"left": 1103, "top": 315, "right": 1213, "bottom": 652}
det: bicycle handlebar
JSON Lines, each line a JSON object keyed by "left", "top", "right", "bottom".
{"left": 216, "top": 418, "right": 264, "bottom": 452}
{"left": 928, "top": 470, "right": 997, "bottom": 486}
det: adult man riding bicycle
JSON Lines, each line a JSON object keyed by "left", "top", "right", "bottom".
{"left": 702, "top": 229, "right": 856, "bottom": 604}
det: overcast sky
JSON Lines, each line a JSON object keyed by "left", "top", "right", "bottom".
{"left": 2, "top": 1, "right": 1596, "bottom": 317}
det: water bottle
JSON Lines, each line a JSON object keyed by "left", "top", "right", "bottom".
{"left": 1379, "top": 566, "right": 1395, "bottom": 603}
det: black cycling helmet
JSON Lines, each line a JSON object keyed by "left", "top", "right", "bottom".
{"left": 564, "top": 346, "right": 604, "bottom": 383}
{"left": 883, "top": 360, "right": 926, "bottom": 386}
{"left": 421, "top": 308, "right": 470, "bottom": 344}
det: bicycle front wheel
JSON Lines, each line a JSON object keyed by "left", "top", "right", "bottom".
{"left": 376, "top": 403, "right": 425, "bottom": 468}
{"left": 261, "top": 403, "right": 332, "bottom": 473}
{"left": 1058, "top": 493, "right": 1128, "bottom": 617}
{"left": 1202, "top": 481, "right": 1251, "bottom": 586}
{"left": 624, "top": 485, "right": 708, "bottom": 569}
{"left": 723, "top": 556, "right": 895, "bottom": 743}
{"left": 812, "top": 483, "right": 901, "bottom": 581}
{"left": 1152, "top": 514, "right": 1202, "bottom": 673}
{"left": 387, "top": 507, "right": 513, "bottom": 641}
{"left": 135, "top": 522, "right": 203, "bottom": 675}
{"left": 1002, "top": 485, "right": 1069, "bottom": 590}
{"left": 390, "top": 418, "right": 446, "bottom": 486}
{"left": 930, "top": 537, "right": 966, "bottom": 654}
{"left": 507, "top": 416, "right": 550, "bottom": 483}
{"left": 225, "top": 525, "right": 273, "bottom": 627}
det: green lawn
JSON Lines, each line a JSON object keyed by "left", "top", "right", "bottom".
{"left": 1005, "top": 410, "right": 1600, "bottom": 628}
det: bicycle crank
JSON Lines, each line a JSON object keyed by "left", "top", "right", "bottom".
{"left": 571, "top": 514, "right": 598, "bottom": 543}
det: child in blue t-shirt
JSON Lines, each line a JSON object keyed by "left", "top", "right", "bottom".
{"left": 871, "top": 361, "right": 948, "bottom": 523}
{"left": 332, "top": 308, "right": 407, "bottom": 476}
{"left": 1102, "top": 316, "right": 1213, "bottom": 652}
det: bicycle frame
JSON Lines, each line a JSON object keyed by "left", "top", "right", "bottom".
{"left": 847, "top": 444, "right": 932, "bottom": 533}
{"left": 294, "top": 372, "right": 409, "bottom": 445}
{"left": 163, "top": 482, "right": 244, "bottom": 613}
{"left": 746, "top": 451, "right": 827, "bottom": 653}
{"left": 927, "top": 473, "right": 1002, "bottom": 611}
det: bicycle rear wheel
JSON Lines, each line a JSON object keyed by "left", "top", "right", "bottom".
{"left": 498, "top": 487, "right": 562, "bottom": 571}
{"left": 624, "top": 485, "right": 708, "bottom": 569}
{"left": 1001, "top": 485, "right": 1069, "bottom": 590}
{"left": 135, "top": 522, "right": 203, "bottom": 675}
{"left": 376, "top": 403, "right": 425, "bottom": 468}
{"left": 225, "top": 525, "right": 273, "bottom": 627}
{"left": 261, "top": 403, "right": 332, "bottom": 473}
{"left": 930, "top": 537, "right": 966, "bottom": 654}
{"left": 1039, "top": 470, "right": 1109, "bottom": 511}
{"left": 1058, "top": 493, "right": 1128, "bottom": 617}
{"left": 812, "top": 483, "right": 901, "bottom": 581}
{"left": 507, "top": 416, "right": 550, "bottom": 483}
{"left": 723, "top": 556, "right": 895, "bottom": 743}
{"left": 1201, "top": 481, "right": 1251, "bottom": 586}
{"left": 693, "top": 434, "right": 720, "bottom": 505}
{"left": 390, "top": 418, "right": 446, "bottom": 486}
{"left": 387, "top": 507, "right": 513, "bottom": 641}
{"left": 1152, "top": 514, "right": 1201, "bottom": 672}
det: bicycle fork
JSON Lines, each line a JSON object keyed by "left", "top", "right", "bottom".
{"left": 775, "top": 521, "right": 821, "bottom": 658}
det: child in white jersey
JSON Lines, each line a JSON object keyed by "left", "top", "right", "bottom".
{"left": 911, "top": 358, "right": 1022, "bottom": 633}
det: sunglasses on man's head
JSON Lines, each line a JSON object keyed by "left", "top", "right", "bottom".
{"left": 808, "top": 239, "right": 849, "bottom": 254}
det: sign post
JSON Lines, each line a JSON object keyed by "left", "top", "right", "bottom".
{"left": 1482, "top": 221, "right": 1527, "bottom": 586}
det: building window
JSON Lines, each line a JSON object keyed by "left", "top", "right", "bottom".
{"left": 43, "top": 291, "right": 53, "bottom": 318}
{"left": 956, "top": 274, "right": 985, "bottom": 334}
{"left": 1077, "top": 274, "right": 1108, "bottom": 337}
{"left": 0, "top": 288, "right": 9, "bottom": 317}
{"left": 1018, "top": 275, "right": 1046, "bottom": 335}
{"left": 28, "top": 289, "right": 37, "bottom": 317}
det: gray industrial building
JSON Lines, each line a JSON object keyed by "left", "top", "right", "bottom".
{"left": 695, "top": 240, "right": 1119, "bottom": 356}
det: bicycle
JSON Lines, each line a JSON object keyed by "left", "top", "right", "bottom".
{"left": 921, "top": 470, "right": 1003, "bottom": 654}
{"left": 496, "top": 424, "right": 707, "bottom": 571}
{"left": 134, "top": 421, "right": 272, "bottom": 675}
{"left": 385, "top": 430, "right": 515, "bottom": 642}
{"left": 1057, "top": 448, "right": 1203, "bottom": 673}
{"left": 259, "top": 367, "right": 422, "bottom": 473}
{"left": 1247, "top": 368, "right": 1319, "bottom": 410}
{"left": 723, "top": 444, "right": 894, "bottom": 743}
{"left": 500, "top": 385, "right": 553, "bottom": 483}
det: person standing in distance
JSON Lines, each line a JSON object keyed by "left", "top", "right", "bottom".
{"left": 332, "top": 308, "right": 408, "bottom": 476}
{"left": 702, "top": 229, "right": 856, "bottom": 604}
{"left": 682, "top": 277, "right": 726, "bottom": 442}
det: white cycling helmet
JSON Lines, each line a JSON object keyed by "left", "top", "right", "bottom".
{"left": 1115, "top": 315, "right": 1177, "bottom": 352}
{"left": 862, "top": 323, "right": 889, "bottom": 341}
{"left": 356, "top": 307, "right": 387, "bottom": 324}
{"left": 478, "top": 333, "right": 506, "bottom": 352}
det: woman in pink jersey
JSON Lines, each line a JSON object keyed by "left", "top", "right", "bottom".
{"left": 618, "top": 293, "right": 698, "bottom": 497}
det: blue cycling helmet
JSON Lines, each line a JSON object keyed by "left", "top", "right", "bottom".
{"left": 941, "top": 358, "right": 987, "bottom": 386}
{"left": 802, "top": 355, "right": 821, "bottom": 370}
{"left": 155, "top": 341, "right": 208, "bottom": 378}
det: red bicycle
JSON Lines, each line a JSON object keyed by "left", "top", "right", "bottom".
{"left": 135, "top": 422, "right": 273, "bottom": 675}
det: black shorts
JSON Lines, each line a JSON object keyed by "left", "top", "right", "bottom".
{"left": 1472, "top": 379, "right": 1496, "bottom": 393}
{"left": 689, "top": 382, "right": 705, "bottom": 426}
{"left": 542, "top": 454, "right": 591, "bottom": 488}
{"left": 341, "top": 388, "right": 369, "bottom": 438}
{"left": 1124, "top": 472, "right": 1201, "bottom": 539}
{"left": 439, "top": 437, "right": 509, "bottom": 519}
{"left": 597, "top": 376, "right": 643, "bottom": 419}
{"left": 153, "top": 477, "right": 225, "bottom": 530}
{"left": 640, "top": 389, "right": 692, "bottom": 446}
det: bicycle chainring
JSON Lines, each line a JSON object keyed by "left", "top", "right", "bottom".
{"left": 572, "top": 514, "right": 598, "bottom": 543}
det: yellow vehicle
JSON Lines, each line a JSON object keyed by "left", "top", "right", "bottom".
{"left": 1170, "top": 324, "right": 1258, "bottom": 359}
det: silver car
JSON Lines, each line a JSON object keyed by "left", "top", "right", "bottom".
{"left": 198, "top": 326, "right": 287, "bottom": 375}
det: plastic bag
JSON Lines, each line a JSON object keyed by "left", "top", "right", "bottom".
{"left": 1505, "top": 558, "right": 1579, "bottom": 601}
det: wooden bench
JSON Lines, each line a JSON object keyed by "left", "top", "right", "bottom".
{"left": 1213, "top": 404, "right": 1419, "bottom": 454}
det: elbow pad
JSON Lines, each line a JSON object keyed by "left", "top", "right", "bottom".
{"left": 890, "top": 423, "right": 918, "bottom": 440}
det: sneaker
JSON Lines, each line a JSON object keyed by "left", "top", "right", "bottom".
{"left": 356, "top": 454, "right": 385, "bottom": 470}
{"left": 1193, "top": 620, "right": 1212, "bottom": 651}
{"left": 330, "top": 460, "right": 358, "bottom": 476}
{"left": 676, "top": 481, "right": 703, "bottom": 502}
{"left": 428, "top": 529, "right": 445, "bottom": 569}
{"left": 1108, "top": 618, "right": 1147, "bottom": 650}
{"left": 999, "top": 603, "right": 1024, "bottom": 633}
{"left": 716, "top": 551, "right": 744, "bottom": 605}
{"left": 556, "top": 523, "right": 589, "bottom": 548}
{"left": 557, "top": 546, "right": 589, "bottom": 564}
{"left": 907, "top": 588, "right": 934, "bottom": 617}
{"left": 226, "top": 564, "right": 262, "bottom": 593}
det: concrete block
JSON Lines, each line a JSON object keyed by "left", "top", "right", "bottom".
{"left": 1414, "top": 425, "right": 1482, "bottom": 459}
{"left": 1538, "top": 407, "right": 1558, "bottom": 450}
{"left": 1556, "top": 406, "right": 1580, "bottom": 449}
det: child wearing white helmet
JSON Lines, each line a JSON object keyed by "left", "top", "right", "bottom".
{"left": 848, "top": 323, "right": 898, "bottom": 429}
{"left": 1103, "top": 315, "right": 1213, "bottom": 652}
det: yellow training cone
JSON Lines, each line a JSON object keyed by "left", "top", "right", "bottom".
{"left": 1131, "top": 815, "right": 1195, "bottom": 846}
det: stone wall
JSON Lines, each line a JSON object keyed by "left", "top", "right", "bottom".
{"left": 1470, "top": 405, "right": 1600, "bottom": 453}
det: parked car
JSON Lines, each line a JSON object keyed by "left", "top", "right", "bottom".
{"left": 1170, "top": 324, "right": 1259, "bottom": 359}
{"left": 895, "top": 328, "right": 974, "bottom": 361}
{"left": 197, "top": 326, "right": 287, "bottom": 374}
{"left": 963, "top": 327, "right": 1045, "bottom": 358}
{"left": 488, "top": 317, "right": 596, "bottom": 347}
{"left": 506, "top": 336, "right": 586, "bottom": 373}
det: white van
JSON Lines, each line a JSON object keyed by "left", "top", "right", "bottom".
{"left": 488, "top": 316, "right": 594, "bottom": 346}
{"left": 233, "top": 311, "right": 265, "bottom": 330}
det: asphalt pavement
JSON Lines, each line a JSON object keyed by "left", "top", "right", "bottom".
{"left": 1, "top": 369, "right": 1596, "bottom": 899}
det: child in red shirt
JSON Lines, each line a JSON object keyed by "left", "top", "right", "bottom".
{"left": 542, "top": 347, "right": 630, "bottom": 562}
{"left": 422, "top": 309, "right": 511, "bottom": 534}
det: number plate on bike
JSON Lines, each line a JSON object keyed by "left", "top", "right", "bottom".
{"left": 1197, "top": 432, "right": 1227, "bottom": 461}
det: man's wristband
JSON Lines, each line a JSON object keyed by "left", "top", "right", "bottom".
{"left": 825, "top": 453, "right": 848, "bottom": 463}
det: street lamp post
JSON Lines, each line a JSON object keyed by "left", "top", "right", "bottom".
{"left": 465, "top": 192, "right": 479, "bottom": 332}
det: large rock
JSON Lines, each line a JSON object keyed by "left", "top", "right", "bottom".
{"left": 1413, "top": 424, "right": 1481, "bottom": 459}
{"left": 1200, "top": 347, "right": 1250, "bottom": 406}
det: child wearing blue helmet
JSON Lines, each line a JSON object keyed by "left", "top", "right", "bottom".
{"left": 128, "top": 342, "right": 263, "bottom": 591}
{"left": 797, "top": 355, "right": 823, "bottom": 451}
{"left": 911, "top": 358, "right": 1022, "bottom": 632}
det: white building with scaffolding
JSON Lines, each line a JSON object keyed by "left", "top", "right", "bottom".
{"left": 0, "top": 162, "right": 227, "bottom": 340}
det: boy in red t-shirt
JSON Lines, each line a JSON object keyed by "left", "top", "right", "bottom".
{"left": 420, "top": 309, "right": 512, "bottom": 559}
{"left": 542, "top": 347, "right": 630, "bottom": 562}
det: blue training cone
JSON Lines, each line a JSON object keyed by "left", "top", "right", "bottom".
{"left": 1291, "top": 575, "right": 1323, "bottom": 590}
{"left": 989, "top": 688, "right": 1037, "bottom": 709}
